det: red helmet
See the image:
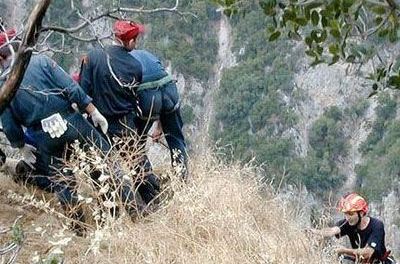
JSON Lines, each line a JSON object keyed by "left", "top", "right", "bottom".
{"left": 0, "top": 29, "right": 16, "bottom": 47}
{"left": 337, "top": 193, "right": 368, "bottom": 214}
{"left": 113, "top": 20, "right": 145, "bottom": 42}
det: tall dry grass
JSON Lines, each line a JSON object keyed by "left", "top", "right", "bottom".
{"left": 1, "top": 144, "right": 339, "bottom": 264}
{"left": 65, "top": 146, "right": 338, "bottom": 264}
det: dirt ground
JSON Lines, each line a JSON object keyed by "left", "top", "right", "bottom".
{"left": 0, "top": 171, "right": 93, "bottom": 263}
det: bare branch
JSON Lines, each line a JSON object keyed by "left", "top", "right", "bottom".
{"left": 118, "top": 0, "right": 195, "bottom": 17}
{"left": 66, "top": 33, "right": 111, "bottom": 43}
{"left": 41, "top": 0, "right": 196, "bottom": 36}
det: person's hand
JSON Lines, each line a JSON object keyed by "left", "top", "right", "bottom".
{"left": 18, "top": 144, "right": 37, "bottom": 168}
{"left": 334, "top": 246, "right": 349, "bottom": 256}
{"left": 90, "top": 108, "right": 108, "bottom": 134}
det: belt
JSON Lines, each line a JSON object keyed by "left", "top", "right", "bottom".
{"left": 136, "top": 74, "right": 173, "bottom": 91}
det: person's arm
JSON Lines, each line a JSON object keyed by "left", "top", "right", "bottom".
{"left": 43, "top": 56, "right": 92, "bottom": 111}
{"left": 309, "top": 226, "right": 341, "bottom": 238}
{"left": 335, "top": 246, "right": 375, "bottom": 261}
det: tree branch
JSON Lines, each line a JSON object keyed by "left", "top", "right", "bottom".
{"left": 41, "top": 0, "right": 197, "bottom": 35}
{"left": 0, "top": 0, "right": 52, "bottom": 114}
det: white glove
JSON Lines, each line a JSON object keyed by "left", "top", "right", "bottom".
{"left": 41, "top": 113, "right": 68, "bottom": 138}
{"left": 18, "top": 144, "right": 37, "bottom": 168}
{"left": 90, "top": 108, "right": 108, "bottom": 134}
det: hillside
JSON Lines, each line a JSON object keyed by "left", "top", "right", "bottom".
{"left": 1, "top": 149, "right": 337, "bottom": 264}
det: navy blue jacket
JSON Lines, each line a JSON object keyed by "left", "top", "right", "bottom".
{"left": 80, "top": 45, "right": 142, "bottom": 118}
{"left": 0, "top": 55, "right": 92, "bottom": 148}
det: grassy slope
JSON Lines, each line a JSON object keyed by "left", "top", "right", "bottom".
{"left": 0, "top": 150, "right": 337, "bottom": 263}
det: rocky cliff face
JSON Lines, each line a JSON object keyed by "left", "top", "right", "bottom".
{"left": 292, "top": 62, "right": 378, "bottom": 191}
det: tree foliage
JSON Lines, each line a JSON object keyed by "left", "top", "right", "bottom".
{"left": 214, "top": 0, "right": 400, "bottom": 92}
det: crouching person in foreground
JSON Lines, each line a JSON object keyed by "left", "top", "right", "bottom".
{"left": 309, "top": 193, "right": 397, "bottom": 264}
{"left": 0, "top": 29, "right": 137, "bottom": 235}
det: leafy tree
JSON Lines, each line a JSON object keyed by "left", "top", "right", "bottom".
{"left": 213, "top": 0, "right": 400, "bottom": 92}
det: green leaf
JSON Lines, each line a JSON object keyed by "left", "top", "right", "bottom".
{"left": 283, "top": 10, "right": 296, "bottom": 22}
{"left": 388, "top": 75, "right": 400, "bottom": 88}
{"left": 376, "top": 67, "right": 387, "bottom": 81}
{"left": 305, "top": 49, "right": 316, "bottom": 57}
{"left": 267, "top": 26, "right": 276, "bottom": 33}
{"left": 330, "top": 29, "right": 341, "bottom": 39}
{"left": 354, "top": 3, "right": 362, "bottom": 20}
{"left": 375, "top": 17, "right": 383, "bottom": 25}
{"left": 269, "top": 31, "right": 281, "bottom": 41}
{"left": 261, "top": 0, "right": 277, "bottom": 16}
{"left": 378, "top": 28, "right": 389, "bottom": 38}
{"left": 311, "top": 10, "right": 319, "bottom": 26}
{"left": 328, "top": 44, "right": 339, "bottom": 55}
{"left": 316, "top": 45, "right": 323, "bottom": 55}
{"left": 371, "top": 6, "right": 387, "bottom": 15}
{"left": 305, "top": 36, "right": 313, "bottom": 47}
{"left": 295, "top": 17, "right": 308, "bottom": 26}
{"left": 341, "top": 0, "right": 353, "bottom": 13}
{"left": 321, "top": 15, "right": 328, "bottom": 27}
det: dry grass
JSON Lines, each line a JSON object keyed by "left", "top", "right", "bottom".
{"left": 1, "top": 145, "right": 339, "bottom": 264}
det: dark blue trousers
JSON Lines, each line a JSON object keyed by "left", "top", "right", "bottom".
{"left": 28, "top": 112, "right": 135, "bottom": 208}
{"left": 137, "top": 81, "right": 188, "bottom": 179}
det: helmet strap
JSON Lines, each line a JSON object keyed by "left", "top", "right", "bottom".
{"left": 356, "top": 211, "right": 362, "bottom": 228}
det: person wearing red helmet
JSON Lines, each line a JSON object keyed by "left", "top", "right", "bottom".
{"left": 309, "top": 193, "right": 396, "bottom": 264}
{"left": 79, "top": 20, "right": 160, "bottom": 208}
